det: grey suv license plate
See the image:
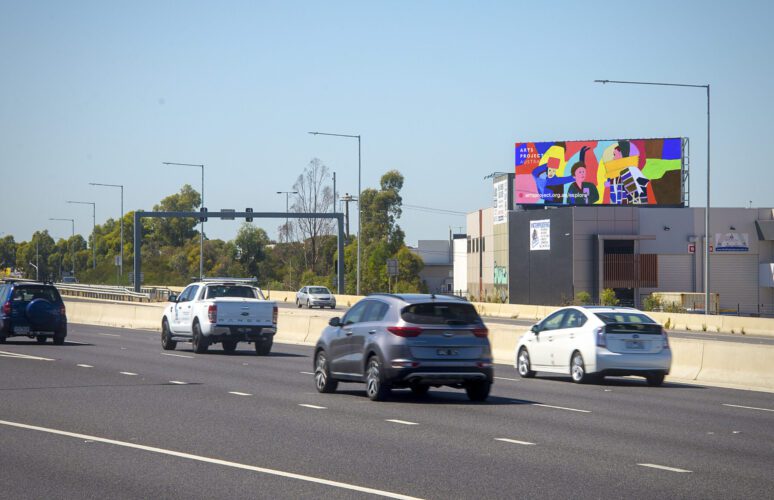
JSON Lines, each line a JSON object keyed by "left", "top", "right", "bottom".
{"left": 437, "top": 348, "right": 459, "bottom": 356}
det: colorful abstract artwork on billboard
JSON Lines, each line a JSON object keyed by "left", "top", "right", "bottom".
{"left": 514, "top": 138, "right": 683, "bottom": 206}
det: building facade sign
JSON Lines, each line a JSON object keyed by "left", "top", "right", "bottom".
{"left": 493, "top": 179, "right": 508, "bottom": 225}
{"left": 530, "top": 219, "right": 550, "bottom": 251}
{"left": 715, "top": 233, "right": 749, "bottom": 252}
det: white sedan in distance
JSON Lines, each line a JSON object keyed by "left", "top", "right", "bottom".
{"left": 296, "top": 286, "right": 336, "bottom": 309}
{"left": 515, "top": 306, "right": 671, "bottom": 386}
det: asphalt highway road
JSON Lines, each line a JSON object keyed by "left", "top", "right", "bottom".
{"left": 2, "top": 324, "right": 773, "bottom": 499}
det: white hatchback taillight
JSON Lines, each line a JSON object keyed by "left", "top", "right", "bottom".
{"left": 662, "top": 329, "right": 670, "bottom": 349}
{"left": 207, "top": 304, "right": 217, "bottom": 323}
{"left": 595, "top": 327, "right": 606, "bottom": 347}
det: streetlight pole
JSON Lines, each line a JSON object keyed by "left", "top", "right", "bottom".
{"left": 49, "top": 217, "right": 75, "bottom": 277}
{"left": 90, "top": 182, "right": 124, "bottom": 279}
{"left": 164, "top": 162, "right": 205, "bottom": 280}
{"left": 276, "top": 191, "right": 298, "bottom": 242}
{"left": 309, "top": 131, "right": 362, "bottom": 295}
{"left": 67, "top": 201, "right": 96, "bottom": 269}
{"left": 595, "top": 79, "right": 711, "bottom": 314}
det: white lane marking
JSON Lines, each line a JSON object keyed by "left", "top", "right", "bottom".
{"left": 161, "top": 353, "right": 194, "bottom": 359}
{"left": 169, "top": 381, "right": 187, "bottom": 385}
{"left": 64, "top": 340, "right": 90, "bottom": 345}
{"left": 298, "top": 404, "right": 327, "bottom": 410}
{"left": 0, "top": 419, "right": 422, "bottom": 500}
{"left": 77, "top": 364, "right": 93, "bottom": 368}
{"left": 723, "top": 403, "right": 774, "bottom": 413}
{"left": 98, "top": 333, "right": 121, "bottom": 337}
{"left": 386, "top": 419, "right": 419, "bottom": 426}
{"left": 638, "top": 463, "right": 692, "bottom": 473}
{"left": 495, "top": 438, "right": 536, "bottom": 446}
{"left": 119, "top": 372, "right": 138, "bottom": 376}
{"left": 0, "top": 351, "right": 54, "bottom": 361}
{"left": 300, "top": 371, "right": 314, "bottom": 375}
{"left": 494, "top": 376, "right": 520, "bottom": 382}
{"left": 532, "top": 403, "right": 591, "bottom": 413}
{"left": 229, "top": 391, "right": 252, "bottom": 396}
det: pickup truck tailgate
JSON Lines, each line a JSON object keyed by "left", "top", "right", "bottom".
{"left": 214, "top": 299, "right": 274, "bottom": 326}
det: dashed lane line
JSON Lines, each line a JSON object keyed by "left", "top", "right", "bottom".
{"left": 0, "top": 351, "right": 54, "bottom": 361}
{"left": 0, "top": 419, "right": 423, "bottom": 500}
{"left": 77, "top": 364, "right": 93, "bottom": 368}
{"left": 298, "top": 404, "right": 327, "bottom": 410}
{"left": 300, "top": 371, "right": 314, "bottom": 375}
{"left": 386, "top": 419, "right": 419, "bottom": 426}
{"left": 119, "top": 372, "right": 138, "bottom": 376}
{"left": 495, "top": 438, "right": 536, "bottom": 446}
{"left": 169, "top": 381, "right": 188, "bottom": 385}
{"left": 161, "top": 353, "right": 195, "bottom": 359}
{"left": 229, "top": 391, "right": 252, "bottom": 396}
{"left": 530, "top": 402, "right": 591, "bottom": 413}
{"left": 638, "top": 463, "right": 692, "bottom": 473}
{"left": 722, "top": 403, "right": 774, "bottom": 413}
{"left": 98, "top": 333, "right": 121, "bottom": 337}
{"left": 494, "top": 376, "right": 521, "bottom": 382}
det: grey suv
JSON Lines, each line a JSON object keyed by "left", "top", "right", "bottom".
{"left": 313, "top": 294, "right": 493, "bottom": 401}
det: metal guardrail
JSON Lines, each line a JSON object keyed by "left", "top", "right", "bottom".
{"left": 55, "top": 283, "right": 172, "bottom": 303}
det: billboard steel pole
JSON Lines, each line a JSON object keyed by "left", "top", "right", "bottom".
{"left": 595, "top": 79, "right": 711, "bottom": 315}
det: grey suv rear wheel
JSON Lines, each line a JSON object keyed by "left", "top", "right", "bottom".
{"left": 365, "top": 355, "right": 390, "bottom": 401}
{"left": 314, "top": 351, "right": 338, "bottom": 393}
{"left": 465, "top": 380, "right": 491, "bottom": 402}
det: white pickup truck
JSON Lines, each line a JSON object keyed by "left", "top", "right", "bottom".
{"left": 161, "top": 279, "right": 278, "bottom": 355}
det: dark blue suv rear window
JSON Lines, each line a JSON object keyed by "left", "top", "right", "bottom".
{"left": 401, "top": 303, "right": 481, "bottom": 325}
{"left": 12, "top": 286, "right": 61, "bottom": 303}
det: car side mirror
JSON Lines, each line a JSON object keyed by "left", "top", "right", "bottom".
{"left": 168, "top": 294, "right": 178, "bottom": 303}
{"left": 328, "top": 317, "right": 341, "bottom": 327}
{"left": 530, "top": 324, "right": 540, "bottom": 334}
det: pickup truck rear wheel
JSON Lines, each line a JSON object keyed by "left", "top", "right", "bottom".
{"left": 161, "top": 319, "right": 177, "bottom": 351}
{"left": 192, "top": 322, "right": 209, "bottom": 354}
{"left": 254, "top": 337, "right": 272, "bottom": 356}
{"left": 36, "top": 335, "right": 47, "bottom": 343}
{"left": 222, "top": 339, "right": 237, "bottom": 354}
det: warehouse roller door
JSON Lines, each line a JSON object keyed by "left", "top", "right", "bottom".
{"left": 658, "top": 255, "right": 694, "bottom": 292}
{"left": 710, "top": 254, "right": 759, "bottom": 314}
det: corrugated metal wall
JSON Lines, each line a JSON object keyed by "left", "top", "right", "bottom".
{"left": 658, "top": 255, "right": 694, "bottom": 292}
{"left": 711, "top": 254, "right": 759, "bottom": 313}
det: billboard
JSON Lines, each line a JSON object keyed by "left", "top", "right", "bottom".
{"left": 514, "top": 138, "right": 684, "bottom": 206}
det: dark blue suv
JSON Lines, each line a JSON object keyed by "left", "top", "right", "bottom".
{"left": 0, "top": 281, "right": 68, "bottom": 344}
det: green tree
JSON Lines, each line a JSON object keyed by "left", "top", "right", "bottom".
{"left": 234, "top": 223, "right": 270, "bottom": 280}
{"left": 600, "top": 288, "right": 620, "bottom": 306}
{"left": 16, "top": 231, "right": 56, "bottom": 280}
{"left": 0, "top": 235, "right": 17, "bottom": 270}
{"left": 148, "top": 184, "right": 201, "bottom": 247}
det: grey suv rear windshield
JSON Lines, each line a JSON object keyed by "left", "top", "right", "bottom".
{"left": 401, "top": 302, "right": 481, "bottom": 325}
{"left": 12, "top": 286, "right": 61, "bottom": 302}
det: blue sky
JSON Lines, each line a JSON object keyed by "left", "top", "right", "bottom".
{"left": 1, "top": 0, "right": 771, "bottom": 244}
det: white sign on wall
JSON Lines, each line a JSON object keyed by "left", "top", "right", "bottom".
{"left": 715, "top": 232, "right": 749, "bottom": 252}
{"left": 530, "top": 219, "right": 550, "bottom": 251}
{"left": 493, "top": 179, "right": 508, "bottom": 225}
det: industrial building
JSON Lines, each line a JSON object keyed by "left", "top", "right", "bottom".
{"left": 464, "top": 204, "right": 774, "bottom": 315}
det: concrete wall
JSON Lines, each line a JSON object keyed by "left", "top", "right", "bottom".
{"left": 453, "top": 236, "right": 468, "bottom": 296}
{"left": 508, "top": 209, "right": 574, "bottom": 305}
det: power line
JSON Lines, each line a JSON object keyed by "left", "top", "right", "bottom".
{"left": 402, "top": 204, "right": 467, "bottom": 216}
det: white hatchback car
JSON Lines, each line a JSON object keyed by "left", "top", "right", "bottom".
{"left": 515, "top": 306, "right": 671, "bottom": 386}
